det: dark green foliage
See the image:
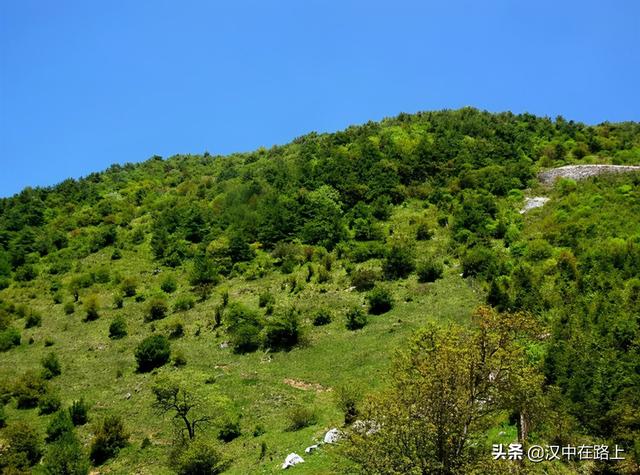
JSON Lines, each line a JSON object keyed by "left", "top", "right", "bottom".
{"left": 160, "top": 274, "right": 177, "bottom": 293}
{"left": 415, "top": 222, "right": 433, "bottom": 241}
{"left": 366, "top": 285, "right": 394, "bottom": 315}
{"left": 225, "top": 303, "right": 262, "bottom": 354}
{"left": 41, "top": 352, "right": 61, "bottom": 379}
{"left": 83, "top": 295, "right": 100, "bottom": 321}
{"left": 15, "top": 263, "right": 38, "bottom": 281}
{"left": 218, "top": 419, "right": 241, "bottom": 442}
{"left": 345, "top": 307, "right": 367, "bottom": 330}
{"left": 25, "top": 311, "right": 42, "bottom": 328}
{"left": 383, "top": 240, "right": 415, "bottom": 280}
{"left": 135, "top": 335, "right": 171, "bottom": 372}
{"left": 110, "top": 248, "right": 122, "bottom": 260}
{"left": 461, "top": 246, "right": 498, "bottom": 278}
{"left": 175, "top": 440, "right": 229, "bottom": 475}
{"left": 312, "top": 309, "right": 332, "bottom": 326}
{"left": 335, "top": 384, "right": 362, "bottom": 425}
{"left": 258, "top": 291, "right": 275, "bottom": 308}
{"left": 0, "top": 326, "right": 21, "bottom": 351}
{"left": 285, "top": 406, "right": 317, "bottom": 431}
{"left": 167, "top": 320, "right": 184, "bottom": 339}
{"left": 173, "top": 295, "right": 195, "bottom": 312}
{"left": 189, "top": 253, "right": 219, "bottom": 287}
{"left": 43, "top": 432, "right": 90, "bottom": 475}
{"left": 350, "top": 268, "right": 378, "bottom": 291}
{"left": 89, "top": 415, "right": 129, "bottom": 465}
{"left": 46, "top": 409, "right": 74, "bottom": 442}
{"left": 2, "top": 421, "right": 43, "bottom": 468}
{"left": 108, "top": 316, "right": 127, "bottom": 339}
{"left": 14, "top": 370, "right": 48, "bottom": 409}
{"left": 38, "top": 393, "right": 61, "bottom": 416}
{"left": 113, "top": 292, "right": 124, "bottom": 309}
{"left": 263, "top": 308, "right": 300, "bottom": 351}
{"left": 69, "top": 399, "right": 89, "bottom": 426}
{"left": 64, "top": 301, "right": 75, "bottom": 315}
{"left": 0, "top": 404, "right": 6, "bottom": 428}
{"left": 145, "top": 297, "right": 168, "bottom": 322}
{"left": 416, "top": 260, "right": 444, "bottom": 283}
{"left": 173, "top": 350, "right": 187, "bottom": 367}
{"left": 120, "top": 277, "right": 137, "bottom": 297}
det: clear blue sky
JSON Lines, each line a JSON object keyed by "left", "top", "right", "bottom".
{"left": 1, "top": 0, "right": 639, "bottom": 198}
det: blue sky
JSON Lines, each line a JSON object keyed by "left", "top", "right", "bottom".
{"left": 1, "top": 0, "right": 639, "bottom": 197}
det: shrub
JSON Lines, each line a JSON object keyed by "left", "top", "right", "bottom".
{"left": 14, "top": 370, "right": 48, "bottom": 409}
{"left": 167, "top": 320, "right": 184, "bottom": 339}
{"left": 225, "top": 303, "right": 262, "bottom": 354}
{"left": 135, "top": 335, "right": 171, "bottom": 372}
{"left": 109, "top": 317, "right": 127, "bottom": 339}
{"left": 415, "top": 222, "right": 433, "bottom": 241}
{"left": 53, "top": 292, "right": 63, "bottom": 304}
{"left": 160, "top": 274, "right": 177, "bottom": 293}
{"left": 264, "top": 308, "right": 300, "bottom": 351}
{"left": 285, "top": 406, "right": 317, "bottom": 431}
{"left": 258, "top": 291, "right": 275, "bottom": 308}
{"left": 383, "top": 241, "right": 415, "bottom": 280}
{"left": 335, "top": 384, "right": 362, "bottom": 425}
{"left": 0, "top": 405, "right": 6, "bottom": 428}
{"left": 175, "top": 439, "right": 229, "bottom": 475}
{"left": 25, "top": 311, "right": 42, "bottom": 328}
{"left": 461, "top": 246, "right": 498, "bottom": 278}
{"left": 345, "top": 307, "right": 367, "bottom": 330}
{"left": 312, "top": 309, "right": 332, "bottom": 326}
{"left": 173, "top": 350, "right": 187, "bottom": 367}
{"left": 41, "top": 352, "right": 61, "bottom": 379}
{"left": 45, "top": 410, "right": 74, "bottom": 442}
{"left": 113, "top": 292, "right": 124, "bottom": 309}
{"left": 145, "top": 297, "right": 168, "bottom": 322}
{"left": 44, "top": 338, "right": 55, "bottom": 347}
{"left": 69, "top": 399, "right": 89, "bottom": 426}
{"left": 417, "top": 260, "right": 444, "bottom": 283}
{"left": 120, "top": 277, "right": 137, "bottom": 297}
{"left": 39, "top": 392, "right": 62, "bottom": 415}
{"left": 173, "top": 295, "right": 195, "bottom": 312}
{"left": 89, "top": 415, "right": 129, "bottom": 465}
{"left": 43, "top": 432, "right": 90, "bottom": 475}
{"left": 351, "top": 269, "right": 378, "bottom": 291}
{"left": 218, "top": 419, "right": 241, "bottom": 442}
{"left": 3, "top": 421, "right": 43, "bottom": 467}
{"left": 0, "top": 326, "right": 21, "bottom": 351}
{"left": 367, "top": 285, "right": 394, "bottom": 315}
{"left": 64, "top": 302, "right": 75, "bottom": 315}
{"left": 83, "top": 296, "right": 99, "bottom": 322}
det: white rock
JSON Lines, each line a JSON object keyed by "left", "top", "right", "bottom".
{"left": 282, "top": 453, "right": 304, "bottom": 469}
{"left": 219, "top": 341, "right": 229, "bottom": 349}
{"left": 323, "top": 428, "right": 342, "bottom": 444}
{"left": 352, "top": 419, "right": 380, "bottom": 435}
{"left": 304, "top": 444, "right": 319, "bottom": 454}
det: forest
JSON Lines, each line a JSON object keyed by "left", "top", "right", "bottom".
{"left": 0, "top": 107, "right": 639, "bottom": 474}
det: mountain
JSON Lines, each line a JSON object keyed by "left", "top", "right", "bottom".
{"left": 1, "top": 108, "right": 639, "bottom": 474}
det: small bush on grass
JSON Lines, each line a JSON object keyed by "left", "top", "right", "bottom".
{"left": 109, "top": 316, "right": 127, "bottom": 339}
{"left": 345, "top": 307, "right": 367, "bottom": 330}
{"left": 135, "top": 335, "right": 171, "bottom": 372}
{"left": 175, "top": 439, "right": 229, "bottom": 475}
{"left": 41, "top": 352, "right": 61, "bottom": 379}
{"left": 43, "top": 431, "right": 90, "bottom": 475}
{"left": 218, "top": 419, "right": 241, "bottom": 442}
{"left": 38, "top": 392, "right": 61, "bottom": 415}
{"left": 25, "top": 311, "right": 42, "bottom": 328}
{"left": 173, "top": 295, "right": 195, "bottom": 312}
{"left": 145, "top": 297, "right": 168, "bottom": 322}
{"left": 160, "top": 274, "right": 177, "bottom": 293}
{"left": 83, "top": 296, "right": 99, "bottom": 322}
{"left": 263, "top": 308, "right": 300, "bottom": 351}
{"left": 3, "top": 421, "right": 43, "bottom": 468}
{"left": 225, "top": 303, "right": 262, "bottom": 354}
{"left": 417, "top": 260, "right": 444, "bottom": 283}
{"left": 89, "top": 415, "right": 129, "bottom": 465}
{"left": 367, "top": 285, "right": 394, "bottom": 315}
{"left": 351, "top": 269, "right": 378, "bottom": 292}
{"left": 46, "top": 410, "right": 74, "bottom": 442}
{"left": 0, "top": 326, "right": 21, "bottom": 351}
{"left": 14, "top": 370, "right": 48, "bottom": 409}
{"left": 335, "top": 384, "right": 362, "bottom": 425}
{"left": 285, "top": 406, "right": 317, "bottom": 431}
{"left": 64, "top": 302, "right": 75, "bottom": 315}
{"left": 258, "top": 291, "right": 275, "bottom": 308}
{"left": 69, "top": 399, "right": 89, "bottom": 426}
{"left": 312, "top": 309, "right": 332, "bottom": 326}
{"left": 120, "top": 277, "right": 137, "bottom": 297}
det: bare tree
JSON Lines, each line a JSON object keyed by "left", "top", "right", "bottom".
{"left": 152, "top": 383, "right": 213, "bottom": 440}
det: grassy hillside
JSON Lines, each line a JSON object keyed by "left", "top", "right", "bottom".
{"left": 1, "top": 108, "right": 639, "bottom": 474}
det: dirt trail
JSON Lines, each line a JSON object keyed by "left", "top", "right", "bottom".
{"left": 538, "top": 164, "right": 640, "bottom": 185}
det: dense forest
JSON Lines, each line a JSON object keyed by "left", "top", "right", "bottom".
{"left": 0, "top": 108, "right": 639, "bottom": 474}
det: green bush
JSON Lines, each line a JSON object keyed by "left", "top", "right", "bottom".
{"left": 41, "top": 352, "right": 62, "bottom": 379}
{"left": 43, "top": 432, "right": 90, "bottom": 475}
{"left": 218, "top": 419, "right": 241, "bottom": 442}
{"left": 225, "top": 303, "right": 262, "bottom": 354}
{"left": 264, "top": 308, "right": 300, "bottom": 351}
{"left": 173, "top": 350, "right": 187, "bottom": 367}
{"left": 416, "top": 260, "right": 444, "bottom": 283}
{"left": 120, "top": 277, "right": 137, "bottom": 297}
{"left": 145, "top": 297, "right": 168, "bottom": 322}
{"left": 173, "top": 295, "right": 195, "bottom": 312}
{"left": 335, "top": 384, "right": 362, "bottom": 425}
{"left": 351, "top": 269, "right": 378, "bottom": 291}
{"left": 345, "top": 307, "right": 367, "bottom": 330}
{"left": 3, "top": 421, "right": 43, "bottom": 468}
{"left": 367, "top": 285, "right": 394, "bottom": 315}
{"left": 69, "top": 399, "right": 89, "bottom": 426}
{"left": 14, "top": 370, "right": 48, "bottom": 409}
{"left": 38, "top": 392, "right": 61, "bottom": 415}
{"left": 461, "top": 246, "right": 498, "bottom": 278}
{"left": 175, "top": 440, "right": 229, "bottom": 475}
{"left": 83, "top": 295, "right": 100, "bottom": 322}
{"left": 312, "top": 309, "right": 332, "bottom": 326}
{"left": 383, "top": 241, "right": 415, "bottom": 280}
{"left": 285, "top": 406, "right": 317, "bottom": 431}
{"left": 415, "top": 222, "right": 433, "bottom": 241}
{"left": 160, "top": 274, "right": 177, "bottom": 293}
{"left": 258, "top": 291, "right": 275, "bottom": 308}
{"left": 0, "top": 326, "right": 21, "bottom": 351}
{"left": 64, "top": 302, "right": 75, "bottom": 315}
{"left": 113, "top": 292, "right": 124, "bottom": 309}
{"left": 167, "top": 320, "right": 184, "bottom": 339}
{"left": 135, "top": 335, "right": 171, "bottom": 372}
{"left": 89, "top": 415, "right": 129, "bottom": 465}
{"left": 0, "top": 405, "right": 6, "bottom": 428}
{"left": 109, "top": 317, "right": 127, "bottom": 339}
{"left": 25, "top": 311, "right": 42, "bottom": 328}
{"left": 46, "top": 410, "right": 74, "bottom": 442}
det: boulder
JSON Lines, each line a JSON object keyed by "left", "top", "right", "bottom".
{"left": 323, "top": 428, "right": 342, "bottom": 444}
{"left": 304, "top": 444, "right": 319, "bottom": 454}
{"left": 282, "top": 453, "right": 304, "bottom": 469}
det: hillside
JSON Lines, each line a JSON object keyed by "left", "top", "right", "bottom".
{"left": 1, "top": 108, "right": 639, "bottom": 474}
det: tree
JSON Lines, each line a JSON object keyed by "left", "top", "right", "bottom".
{"left": 43, "top": 432, "right": 90, "bottom": 475}
{"left": 151, "top": 382, "right": 213, "bottom": 441}
{"left": 299, "top": 185, "right": 346, "bottom": 249}
{"left": 135, "top": 335, "right": 171, "bottom": 372}
{"left": 343, "top": 307, "right": 543, "bottom": 474}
